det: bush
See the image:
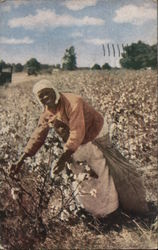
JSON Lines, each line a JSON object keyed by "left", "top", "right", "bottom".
{"left": 26, "top": 58, "right": 41, "bottom": 75}
{"left": 91, "top": 64, "right": 101, "bottom": 70}
{"left": 14, "top": 63, "right": 23, "bottom": 72}
{"left": 102, "top": 63, "right": 111, "bottom": 70}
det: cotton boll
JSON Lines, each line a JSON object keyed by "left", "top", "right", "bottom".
{"left": 73, "top": 174, "right": 77, "bottom": 180}
{"left": 77, "top": 173, "right": 86, "bottom": 182}
{"left": 81, "top": 214, "right": 86, "bottom": 219}
{"left": 11, "top": 188, "right": 20, "bottom": 200}
{"left": 4, "top": 154, "right": 9, "bottom": 159}
{"left": 63, "top": 189, "right": 69, "bottom": 197}
{"left": 85, "top": 165, "right": 90, "bottom": 171}
{"left": 60, "top": 210, "right": 69, "bottom": 221}
{"left": 90, "top": 189, "right": 97, "bottom": 198}
{"left": 69, "top": 203, "right": 76, "bottom": 211}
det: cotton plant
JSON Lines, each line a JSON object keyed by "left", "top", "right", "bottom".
{"left": 48, "top": 158, "right": 95, "bottom": 222}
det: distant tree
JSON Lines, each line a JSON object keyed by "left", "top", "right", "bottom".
{"left": 102, "top": 63, "right": 111, "bottom": 70}
{"left": 26, "top": 58, "right": 41, "bottom": 75}
{"left": 91, "top": 64, "right": 101, "bottom": 70}
{"left": 14, "top": 63, "right": 23, "bottom": 72}
{"left": 0, "top": 60, "right": 6, "bottom": 71}
{"left": 148, "top": 44, "right": 157, "bottom": 69}
{"left": 120, "top": 41, "right": 157, "bottom": 69}
{"left": 62, "top": 46, "right": 77, "bottom": 70}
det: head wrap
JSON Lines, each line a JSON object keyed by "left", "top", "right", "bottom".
{"left": 33, "top": 79, "right": 60, "bottom": 107}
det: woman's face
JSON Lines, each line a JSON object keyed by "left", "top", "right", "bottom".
{"left": 37, "top": 88, "right": 57, "bottom": 109}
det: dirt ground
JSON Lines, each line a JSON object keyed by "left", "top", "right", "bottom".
{"left": 0, "top": 70, "right": 157, "bottom": 249}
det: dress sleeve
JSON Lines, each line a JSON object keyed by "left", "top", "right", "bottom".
{"left": 64, "top": 98, "right": 85, "bottom": 152}
{"left": 24, "top": 113, "right": 49, "bottom": 156}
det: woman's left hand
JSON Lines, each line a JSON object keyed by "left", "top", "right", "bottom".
{"left": 53, "top": 161, "right": 65, "bottom": 175}
{"left": 52, "top": 149, "right": 73, "bottom": 175}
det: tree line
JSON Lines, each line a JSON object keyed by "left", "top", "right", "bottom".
{"left": 0, "top": 41, "right": 157, "bottom": 75}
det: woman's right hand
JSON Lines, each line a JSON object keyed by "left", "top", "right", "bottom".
{"left": 9, "top": 160, "right": 23, "bottom": 177}
{"left": 9, "top": 153, "right": 28, "bottom": 177}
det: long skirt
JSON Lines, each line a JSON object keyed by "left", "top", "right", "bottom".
{"left": 71, "top": 141, "right": 119, "bottom": 217}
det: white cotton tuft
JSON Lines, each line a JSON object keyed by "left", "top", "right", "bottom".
{"left": 11, "top": 188, "right": 20, "bottom": 200}
{"left": 90, "top": 189, "right": 97, "bottom": 198}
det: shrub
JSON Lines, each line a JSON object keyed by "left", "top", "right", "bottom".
{"left": 91, "top": 64, "right": 101, "bottom": 70}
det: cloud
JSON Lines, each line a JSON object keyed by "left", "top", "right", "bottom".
{"left": 84, "top": 38, "right": 111, "bottom": 45}
{"left": 0, "top": 36, "right": 34, "bottom": 44}
{"left": 71, "top": 32, "right": 83, "bottom": 37}
{"left": 114, "top": 4, "right": 157, "bottom": 25}
{"left": 1, "top": 1, "right": 28, "bottom": 13}
{"left": 1, "top": 5, "right": 11, "bottom": 12}
{"left": 8, "top": 9, "right": 105, "bottom": 29}
{"left": 12, "top": 0, "right": 29, "bottom": 8}
{"left": 63, "top": 0, "right": 98, "bottom": 11}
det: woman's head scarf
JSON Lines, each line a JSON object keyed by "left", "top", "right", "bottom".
{"left": 33, "top": 79, "right": 60, "bottom": 108}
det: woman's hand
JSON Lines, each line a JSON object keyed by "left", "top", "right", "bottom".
{"left": 9, "top": 153, "right": 28, "bottom": 177}
{"left": 9, "top": 161, "right": 23, "bottom": 177}
{"left": 53, "top": 161, "right": 65, "bottom": 175}
{"left": 52, "top": 149, "right": 73, "bottom": 176}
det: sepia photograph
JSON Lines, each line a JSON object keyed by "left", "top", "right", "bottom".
{"left": 0, "top": 0, "right": 157, "bottom": 249}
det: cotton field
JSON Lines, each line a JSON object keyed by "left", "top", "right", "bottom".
{"left": 0, "top": 69, "right": 157, "bottom": 250}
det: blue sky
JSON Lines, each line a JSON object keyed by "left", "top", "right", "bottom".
{"left": 0, "top": 0, "right": 157, "bottom": 67}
